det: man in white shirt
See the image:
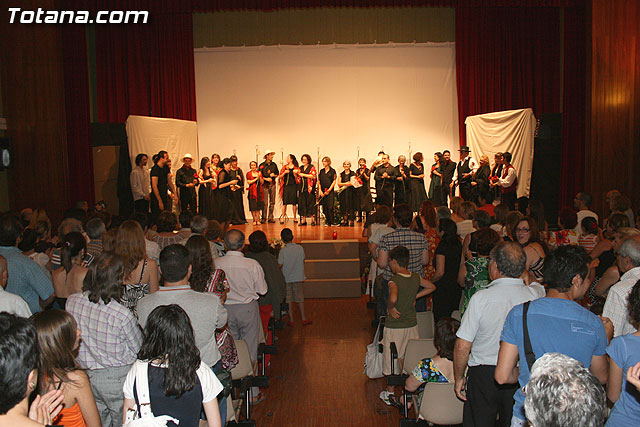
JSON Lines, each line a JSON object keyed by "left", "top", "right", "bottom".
{"left": 454, "top": 241, "right": 545, "bottom": 427}
{"left": 573, "top": 192, "right": 599, "bottom": 234}
{"left": 0, "top": 255, "right": 31, "bottom": 317}
{"left": 451, "top": 146, "right": 478, "bottom": 202}
{"left": 603, "top": 236, "right": 640, "bottom": 337}
{"left": 215, "top": 229, "right": 268, "bottom": 402}
{"left": 130, "top": 153, "right": 151, "bottom": 213}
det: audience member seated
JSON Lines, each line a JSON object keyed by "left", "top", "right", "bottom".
{"left": 431, "top": 218, "right": 462, "bottom": 321}
{"left": 609, "top": 191, "right": 634, "bottom": 228}
{"left": 404, "top": 317, "right": 460, "bottom": 411}
{"left": 0, "top": 312, "right": 64, "bottom": 427}
{"left": 52, "top": 232, "right": 88, "bottom": 310}
{"left": 206, "top": 220, "right": 225, "bottom": 258}
{"left": 591, "top": 213, "right": 630, "bottom": 280}
{"left": 523, "top": 353, "right": 607, "bottom": 427}
{"left": 178, "top": 211, "right": 194, "bottom": 236}
{"left": 51, "top": 218, "right": 85, "bottom": 270}
{"left": 379, "top": 246, "right": 436, "bottom": 408}
{"left": 32, "top": 310, "right": 101, "bottom": 427}
{"left": 476, "top": 191, "right": 495, "bottom": 217}
{"left": 503, "top": 210, "right": 523, "bottom": 243}
{"left": 515, "top": 196, "right": 529, "bottom": 216}
{"left": 84, "top": 218, "right": 105, "bottom": 259}
{"left": 214, "top": 229, "right": 268, "bottom": 404}
{"left": 115, "top": 220, "right": 159, "bottom": 316}
{"left": 549, "top": 207, "right": 579, "bottom": 248}
{"left": 603, "top": 237, "right": 640, "bottom": 337}
{"left": 495, "top": 245, "right": 610, "bottom": 427}
{"left": 0, "top": 214, "right": 54, "bottom": 314}
{"left": 490, "top": 204, "right": 509, "bottom": 238}
{"left": 607, "top": 278, "right": 640, "bottom": 426}
{"left": 449, "top": 197, "right": 464, "bottom": 223}
{"left": 123, "top": 305, "right": 223, "bottom": 427}
{"left": 18, "top": 228, "right": 51, "bottom": 278}
{"left": 0, "top": 255, "right": 31, "bottom": 317}
{"left": 514, "top": 217, "right": 548, "bottom": 283}
{"left": 592, "top": 228, "right": 640, "bottom": 298}
{"left": 245, "top": 230, "right": 286, "bottom": 358}
{"left": 436, "top": 205, "right": 452, "bottom": 223}
{"left": 526, "top": 199, "right": 549, "bottom": 242}
{"left": 574, "top": 192, "right": 599, "bottom": 233}
{"left": 456, "top": 201, "right": 477, "bottom": 241}
{"left": 151, "top": 211, "right": 189, "bottom": 250}
{"left": 461, "top": 210, "right": 492, "bottom": 260}
{"left": 458, "top": 227, "right": 501, "bottom": 314}
{"left": 130, "top": 212, "right": 160, "bottom": 263}
{"left": 578, "top": 216, "right": 600, "bottom": 253}
{"left": 66, "top": 252, "right": 142, "bottom": 427}
{"left": 19, "top": 208, "right": 33, "bottom": 228}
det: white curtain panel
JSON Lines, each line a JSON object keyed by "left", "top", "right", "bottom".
{"left": 194, "top": 43, "right": 459, "bottom": 217}
{"left": 465, "top": 108, "right": 536, "bottom": 197}
{"left": 126, "top": 115, "right": 199, "bottom": 170}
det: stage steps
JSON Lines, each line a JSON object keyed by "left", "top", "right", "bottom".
{"left": 301, "top": 239, "right": 361, "bottom": 298}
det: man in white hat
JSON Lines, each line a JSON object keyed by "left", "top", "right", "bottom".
{"left": 259, "top": 150, "right": 279, "bottom": 223}
{"left": 175, "top": 153, "right": 199, "bottom": 212}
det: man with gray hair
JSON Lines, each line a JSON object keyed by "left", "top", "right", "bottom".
{"left": 603, "top": 236, "right": 640, "bottom": 337}
{"left": 214, "top": 229, "right": 268, "bottom": 403}
{"left": 524, "top": 353, "right": 607, "bottom": 427}
{"left": 454, "top": 241, "right": 545, "bottom": 427}
{"left": 573, "top": 191, "right": 598, "bottom": 234}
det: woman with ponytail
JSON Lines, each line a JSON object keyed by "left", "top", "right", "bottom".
{"left": 52, "top": 232, "right": 87, "bottom": 309}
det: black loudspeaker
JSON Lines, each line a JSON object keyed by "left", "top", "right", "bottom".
{"left": 91, "top": 122, "right": 126, "bottom": 147}
{"left": 0, "top": 137, "right": 13, "bottom": 170}
{"left": 530, "top": 113, "right": 562, "bottom": 226}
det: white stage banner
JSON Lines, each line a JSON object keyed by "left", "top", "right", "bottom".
{"left": 126, "top": 115, "right": 198, "bottom": 170}
{"left": 194, "top": 43, "right": 459, "bottom": 217}
{"left": 465, "top": 108, "right": 536, "bottom": 197}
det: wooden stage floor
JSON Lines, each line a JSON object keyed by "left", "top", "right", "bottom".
{"left": 227, "top": 220, "right": 368, "bottom": 242}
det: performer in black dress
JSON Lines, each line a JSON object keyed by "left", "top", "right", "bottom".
{"left": 298, "top": 154, "right": 317, "bottom": 226}
{"left": 210, "top": 153, "right": 222, "bottom": 220}
{"left": 409, "top": 152, "right": 428, "bottom": 212}
{"left": 355, "top": 158, "right": 374, "bottom": 222}
{"left": 394, "top": 155, "right": 411, "bottom": 206}
{"left": 229, "top": 155, "right": 247, "bottom": 225}
{"left": 374, "top": 154, "right": 397, "bottom": 208}
{"left": 337, "top": 161, "right": 356, "bottom": 226}
{"left": 428, "top": 152, "right": 444, "bottom": 206}
{"left": 198, "top": 157, "right": 215, "bottom": 219}
{"left": 215, "top": 158, "right": 238, "bottom": 225}
{"left": 318, "top": 156, "right": 338, "bottom": 226}
{"left": 246, "top": 160, "right": 264, "bottom": 225}
{"left": 279, "top": 154, "right": 300, "bottom": 224}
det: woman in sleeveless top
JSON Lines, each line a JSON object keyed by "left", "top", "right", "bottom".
{"left": 215, "top": 158, "right": 238, "bottom": 226}
{"left": 428, "top": 152, "right": 443, "bottom": 206}
{"left": 32, "top": 310, "right": 101, "bottom": 427}
{"left": 278, "top": 154, "right": 301, "bottom": 224}
{"left": 52, "top": 232, "right": 88, "bottom": 310}
{"left": 114, "top": 220, "right": 159, "bottom": 315}
{"left": 198, "top": 157, "right": 215, "bottom": 219}
{"left": 515, "top": 217, "right": 548, "bottom": 283}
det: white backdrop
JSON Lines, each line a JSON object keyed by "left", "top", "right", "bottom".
{"left": 465, "top": 108, "right": 536, "bottom": 197}
{"left": 194, "top": 43, "right": 459, "bottom": 216}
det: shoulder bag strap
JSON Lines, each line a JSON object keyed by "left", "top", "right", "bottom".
{"left": 522, "top": 301, "right": 536, "bottom": 371}
{"left": 134, "top": 360, "right": 154, "bottom": 418}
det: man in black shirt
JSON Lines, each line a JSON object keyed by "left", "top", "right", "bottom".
{"left": 175, "top": 153, "right": 199, "bottom": 213}
{"left": 319, "top": 156, "right": 338, "bottom": 226}
{"left": 374, "top": 154, "right": 397, "bottom": 208}
{"left": 259, "top": 150, "right": 279, "bottom": 223}
{"left": 150, "top": 150, "right": 177, "bottom": 216}
{"left": 440, "top": 150, "right": 457, "bottom": 207}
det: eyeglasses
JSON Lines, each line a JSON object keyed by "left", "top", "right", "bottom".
{"left": 515, "top": 228, "right": 530, "bottom": 233}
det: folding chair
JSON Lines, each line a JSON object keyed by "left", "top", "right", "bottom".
{"left": 417, "top": 382, "right": 463, "bottom": 425}
{"left": 229, "top": 339, "right": 257, "bottom": 426}
{"left": 416, "top": 311, "right": 435, "bottom": 339}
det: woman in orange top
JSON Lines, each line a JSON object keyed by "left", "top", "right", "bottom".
{"left": 32, "top": 310, "right": 101, "bottom": 427}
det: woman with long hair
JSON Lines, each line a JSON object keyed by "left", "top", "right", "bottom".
{"left": 246, "top": 161, "right": 264, "bottom": 226}
{"left": 412, "top": 200, "right": 440, "bottom": 311}
{"left": 297, "top": 154, "right": 317, "bottom": 226}
{"left": 409, "top": 152, "right": 428, "bottom": 213}
{"left": 430, "top": 218, "right": 463, "bottom": 321}
{"left": 215, "top": 158, "right": 238, "bottom": 228}
{"left": 0, "top": 313, "right": 65, "bottom": 427}
{"left": 428, "top": 152, "right": 443, "bottom": 206}
{"left": 114, "top": 220, "right": 159, "bottom": 315}
{"left": 210, "top": 153, "right": 222, "bottom": 219}
{"left": 122, "top": 305, "right": 222, "bottom": 427}
{"left": 278, "top": 154, "right": 301, "bottom": 224}
{"left": 32, "top": 310, "right": 100, "bottom": 427}
{"left": 52, "top": 232, "right": 88, "bottom": 310}
{"left": 198, "top": 157, "right": 215, "bottom": 219}
{"left": 515, "top": 217, "right": 548, "bottom": 283}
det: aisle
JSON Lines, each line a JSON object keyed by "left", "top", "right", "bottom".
{"left": 251, "top": 296, "right": 403, "bottom": 426}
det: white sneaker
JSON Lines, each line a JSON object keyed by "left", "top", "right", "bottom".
{"left": 379, "top": 390, "right": 392, "bottom": 405}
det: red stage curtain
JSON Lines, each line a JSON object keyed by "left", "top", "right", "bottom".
{"left": 559, "top": 3, "right": 586, "bottom": 208}
{"left": 61, "top": 24, "right": 95, "bottom": 204}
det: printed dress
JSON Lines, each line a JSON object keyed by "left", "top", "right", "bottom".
{"left": 411, "top": 357, "right": 451, "bottom": 410}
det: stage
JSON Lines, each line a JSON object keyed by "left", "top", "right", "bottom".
{"left": 226, "top": 220, "right": 367, "bottom": 243}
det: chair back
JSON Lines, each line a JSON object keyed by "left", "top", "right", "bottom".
{"left": 416, "top": 311, "right": 435, "bottom": 339}
{"left": 230, "top": 339, "right": 254, "bottom": 380}
{"left": 451, "top": 310, "right": 462, "bottom": 321}
{"left": 419, "top": 382, "right": 464, "bottom": 425}
{"left": 402, "top": 339, "right": 437, "bottom": 375}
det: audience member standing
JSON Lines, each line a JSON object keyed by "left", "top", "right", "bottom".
{"left": 453, "top": 242, "right": 545, "bottom": 427}
{"left": 495, "top": 245, "right": 610, "bottom": 427}
{"left": 84, "top": 218, "right": 105, "bottom": 259}
{"left": 431, "top": 218, "right": 463, "bottom": 321}
{"left": 52, "top": 232, "right": 88, "bottom": 310}
{"left": 66, "top": 252, "right": 142, "bottom": 427}
{"left": 215, "top": 230, "right": 268, "bottom": 403}
{"left": 278, "top": 228, "right": 311, "bottom": 326}
{"left": 0, "top": 214, "right": 54, "bottom": 314}
{"left": 573, "top": 192, "right": 599, "bottom": 234}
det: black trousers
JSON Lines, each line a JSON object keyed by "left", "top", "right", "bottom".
{"left": 180, "top": 193, "right": 197, "bottom": 212}
{"left": 133, "top": 198, "right": 149, "bottom": 213}
{"left": 501, "top": 191, "right": 517, "bottom": 211}
{"left": 320, "top": 191, "right": 335, "bottom": 225}
{"left": 463, "top": 365, "right": 518, "bottom": 427}
{"left": 441, "top": 183, "right": 452, "bottom": 207}
{"left": 460, "top": 183, "right": 473, "bottom": 202}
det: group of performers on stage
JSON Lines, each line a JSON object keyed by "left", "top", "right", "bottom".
{"left": 130, "top": 146, "right": 519, "bottom": 226}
